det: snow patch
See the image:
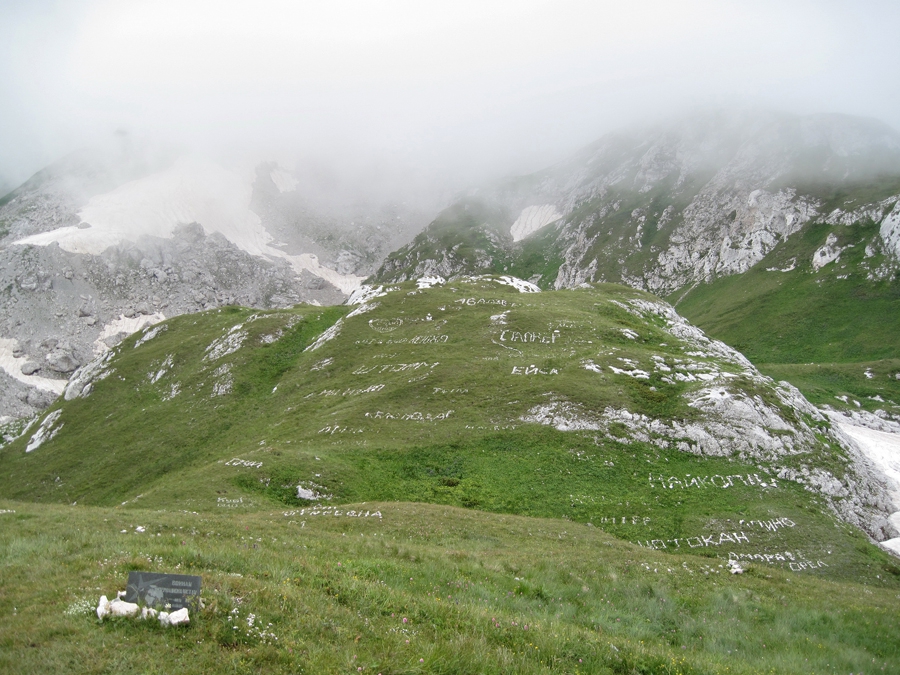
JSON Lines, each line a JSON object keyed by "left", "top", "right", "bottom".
{"left": 833, "top": 420, "right": 900, "bottom": 504}
{"left": 12, "top": 155, "right": 363, "bottom": 295}
{"left": 510, "top": 205, "right": 562, "bottom": 242}
{"left": 495, "top": 275, "right": 541, "bottom": 293}
{"left": 416, "top": 276, "right": 445, "bottom": 289}
{"left": 0, "top": 338, "right": 67, "bottom": 395}
{"left": 347, "top": 285, "right": 391, "bottom": 306}
{"left": 95, "top": 313, "right": 166, "bottom": 353}
{"left": 270, "top": 167, "right": 298, "bottom": 193}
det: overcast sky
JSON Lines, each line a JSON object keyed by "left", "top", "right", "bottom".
{"left": 2, "top": 0, "right": 899, "bottom": 190}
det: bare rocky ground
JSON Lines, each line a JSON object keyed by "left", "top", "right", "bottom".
{"left": 0, "top": 143, "right": 430, "bottom": 422}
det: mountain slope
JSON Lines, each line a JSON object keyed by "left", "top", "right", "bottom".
{"left": 373, "top": 111, "right": 900, "bottom": 291}
{"left": 2, "top": 277, "right": 896, "bottom": 582}
{"left": 370, "top": 111, "right": 900, "bottom": 416}
{"left": 0, "top": 141, "right": 430, "bottom": 422}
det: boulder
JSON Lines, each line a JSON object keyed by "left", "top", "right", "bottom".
{"left": 20, "top": 361, "right": 40, "bottom": 376}
{"left": 46, "top": 350, "right": 80, "bottom": 373}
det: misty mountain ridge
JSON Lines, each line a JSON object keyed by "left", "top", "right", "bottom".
{"left": 0, "top": 140, "right": 434, "bottom": 422}
{"left": 374, "top": 110, "right": 900, "bottom": 293}
{"left": 2, "top": 108, "right": 900, "bottom": 428}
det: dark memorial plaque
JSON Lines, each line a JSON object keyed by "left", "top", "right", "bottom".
{"left": 124, "top": 572, "right": 202, "bottom": 610}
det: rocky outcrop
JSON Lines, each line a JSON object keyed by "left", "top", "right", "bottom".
{"left": 0, "top": 145, "right": 431, "bottom": 422}
{"left": 372, "top": 110, "right": 900, "bottom": 295}
{"left": 522, "top": 295, "right": 898, "bottom": 543}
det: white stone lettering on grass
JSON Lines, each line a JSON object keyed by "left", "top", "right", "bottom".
{"left": 498, "top": 330, "right": 560, "bottom": 344}
{"left": 636, "top": 532, "right": 751, "bottom": 549}
{"left": 368, "top": 318, "right": 403, "bottom": 333}
{"left": 315, "top": 384, "right": 386, "bottom": 397}
{"left": 353, "top": 362, "right": 439, "bottom": 375}
{"left": 741, "top": 517, "right": 796, "bottom": 531}
{"left": 788, "top": 560, "right": 829, "bottom": 571}
{"left": 365, "top": 410, "right": 454, "bottom": 422}
{"left": 225, "top": 458, "right": 263, "bottom": 468}
{"left": 455, "top": 298, "right": 514, "bottom": 307}
{"left": 0, "top": 509, "right": 15, "bottom": 515}
{"left": 726, "top": 550, "right": 828, "bottom": 570}
{"left": 283, "top": 507, "right": 382, "bottom": 518}
{"left": 317, "top": 426, "right": 365, "bottom": 435}
{"left": 310, "top": 357, "right": 333, "bottom": 371}
{"left": 217, "top": 497, "right": 249, "bottom": 507}
{"left": 648, "top": 473, "right": 777, "bottom": 490}
{"left": 204, "top": 325, "right": 247, "bottom": 361}
{"left": 433, "top": 387, "right": 468, "bottom": 394}
{"left": 597, "top": 516, "right": 651, "bottom": 526}
{"left": 511, "top": 365, "right": 559, "bottom": 375}
{"left": 354, "top": 335, "right": 449, "bottom": 345}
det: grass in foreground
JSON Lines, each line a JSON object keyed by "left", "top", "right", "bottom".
{"left": 1, "top": 500, "right": 899, "bottom": 675}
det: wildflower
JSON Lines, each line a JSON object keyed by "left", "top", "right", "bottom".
{"left": 402, "top": 617, "right": 408, "bottom": 623}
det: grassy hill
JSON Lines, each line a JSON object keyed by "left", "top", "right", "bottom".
{"left": 1, "top": 277, "right": 899, "bottom": 673}
{"left": 2, "top": 499, "right": 899, "bottom": 675}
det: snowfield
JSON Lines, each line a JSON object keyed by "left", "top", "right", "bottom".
{"left": 832, "top": 414, "right": 900, "bottom": 555}
{"left": 510, "top": 205, "right": 562, "bottom": 242}
{"left": 0, "top": 339, "right": 67, "bottom": 395}
{"left": 12, "top": 155, "right": 364, "bottom": 295}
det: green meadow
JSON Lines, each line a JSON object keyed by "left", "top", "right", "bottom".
{"left": 1, "top": 278, "right": 899, "bottom": 673}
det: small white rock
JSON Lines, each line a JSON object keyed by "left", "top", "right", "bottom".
{"left": 159, "top": 607, "right": 190, "bottom": 626}
{"left": 109, "top": 598, "right": 140, "bottom": 617}
{"left": 96, "top": 595, "right": 110, "bottom": 620}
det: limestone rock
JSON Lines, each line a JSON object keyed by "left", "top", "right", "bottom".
{"left": 20, "top": 361, "right": 40, "bottom": 376}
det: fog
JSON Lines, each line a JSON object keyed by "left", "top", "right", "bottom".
{"left": 2, "top": 0, "right": 900, "bottom": 194}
